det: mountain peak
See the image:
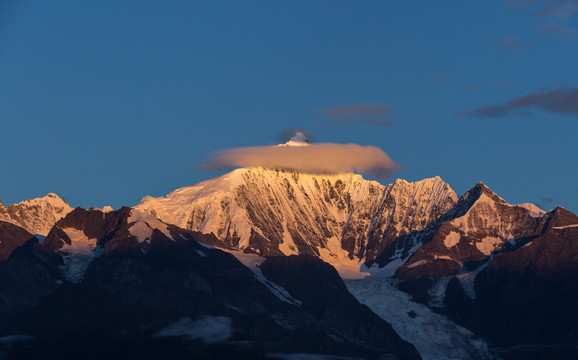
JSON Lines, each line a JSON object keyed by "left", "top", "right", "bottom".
{"left": 467, "top": 181, "right": 506, "bottom": 203}
{"left": 0, "top": 193, "right": 73, "bottom": 236}
{"left": 278, "top": 131, "right": 311, "bottom": 147}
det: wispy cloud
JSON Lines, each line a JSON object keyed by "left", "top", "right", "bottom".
{"left": 533, "top": 1, "right": 578, "bottom": 18}
{"left": 456, "top": 88, "right": 578, "bottom": 117}
{"left": 509, "top": 0, "right": 578, "bottom": 18}
{"left": 464, "top": 82, "right": 485, "bottom": 91}
{"left": 319, "top": 104, "right": 395, "bottom": 127}
{"left": 429, "top": 75, "right": 453, "bottom": 83}
{"left": 507, "top": 0, "right": 535, "bottom": 8}
{"left": 539, "top": 23, "right": 576, "bottom": 37}
{"left": 199, "top": 143, "right": 402, "bottom": 179}
{"left": 500, "top": 80, "right": 516, "bottom": 87}
{"left": 495, "top": 37, "right": 527, "bottom": 52}
{"left": 481, "top": 37, "right": 526, "bottom": 53}
{"left": 536, "top": 195, "right": 560, "bottom": 210}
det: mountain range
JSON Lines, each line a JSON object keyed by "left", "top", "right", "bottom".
{"left": 1, "top": 167, "right": 577, "bottom": 359}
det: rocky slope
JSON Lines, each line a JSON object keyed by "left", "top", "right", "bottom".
{"left": 2, "top": 170, "right": 576, "bottom": 359}
{"left": 0, "top": 193, "right": 73, "bottom": 236}
{"left": 443, "top": 207, "right": 578, "bottom": 356}
{"left": 0, "top": 220, "right": 37, "bottom": 261}
{"left": 373, "top": 182, "right": 548, "bottom": 278}
{"left": 0, "top": 207, "right": 421, "bottom": 360}
{"left": 134, "top": 169, "right": 578, "bottom": 359}
{"left": 135, "top": 167, "right": 458, "bottom": 276}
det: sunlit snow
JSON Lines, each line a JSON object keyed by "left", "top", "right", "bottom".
{"left": 317, "top": 236, "right": 370, "bottom": 280}
{"left": 127, "top": 209, "right": 174, "bottom": 243}
{"left": 553, "top": 224, "right": 578, "bottom": 229}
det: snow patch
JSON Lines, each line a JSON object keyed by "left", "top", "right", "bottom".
{"left": 268, "top": 354, "right": 364, "bottom": 360}
{"left": 317, "top": 236, "right": 369, "bottom": 280}
{"left": 369, "top": 258, "right": 404, "bottom": 278}
{"left": 372, "top": 233, "right": 426, "bottom": 278}
{"left": 456, "top": 272, "right": 477, "bottom": 299}
{"left": 154, "top": 316, "right": 232, "bottom": 343}
{"left": 278, "top": 219, "right": 299, "bottom": 255}
{"left": 0, "top": 334, "right": 35, "bottom": 345}
{"left": 194, "top": 248, "right": 207, "bottom": 257}
{"left": 444, "top": 231, "right": 461, "bottom": 248}
{"left": 346, "top": 278, "right": 494, "bottom": 360}
{"left": 35, "top": 234, "right": 46, "bottom": 244}
{"left": 127, "top": 209, "right": 174, "bottom": 243}
{"left": 226, "top": 250, "right": 302, "bottom": 305}
{"left": 196, "top": 241, "right": 216, "bottom": 250}
{"left": 456, "top": 264, "right": 491, "bottom": 300}
{"left": 428, "top": 277, "right": 451, "bottom": 308}
{"left": 434, "top": 255, "right": 454, "bottom": 260}
{"left": 475, "top": 237, "right": 502, "bottom": 255}
{"left": 406, "top": 259, "right": 428, "bottom": 269}
{"left": 516, "top": 203, "right": 545, "bottom": 218}
{"left": 58, "top": 228, "right": 102, "bottom": 283}
{"left": 553, "top": 224, "right": 578, "bottom": 230}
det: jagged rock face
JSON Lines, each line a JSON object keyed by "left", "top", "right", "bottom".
{"left": 0, "top": 240, "right": 63, "bottom": 313}
{"left": 361, "top": 177, "right": 458, "bottom": 261}
{"left": 443, "top": 207, "right": 578, "bottom": 349}
{"left": 135, "top": 168, "right": 457, "bottom": 265}
{"left": 137, "top": 168, "right": 384, "bottom": 258}
{"left": 42, "top": 206, "right": 217, "bottom": 283}
{"left": 260, "top": 255, "right": 422, "bottom": 360}
{"left": 0, "top": 220, "right": 37, "bottom": 261}
{"left": 0, "top": 193, "right": 73, "bottom": 236}
{"left": 376, "top": 183, "right": 548, "bottom": 278}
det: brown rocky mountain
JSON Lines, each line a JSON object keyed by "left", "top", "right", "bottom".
{"left": 0, "top": 207, "right": 421, "bottom": 360}
{"left": 375, "top": 182, "right": 548, "bottom": 279}
{"left": 0, "top": 220, "right": 37, "bottom": 261}
{"left": 442, "top": 207, "right": 578, "bottom": 358}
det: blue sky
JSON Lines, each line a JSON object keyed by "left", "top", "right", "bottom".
{"left": 1, "top": 0, "right": 577, "bottom": 212}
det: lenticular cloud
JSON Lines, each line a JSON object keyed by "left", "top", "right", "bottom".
{"left": 199, "top": 143, "right": 402, "bottom": 179}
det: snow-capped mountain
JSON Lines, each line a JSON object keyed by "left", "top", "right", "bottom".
{"left": 131, "top": 167, "right": 578, "bottom": 358}
{"left": 135, "top": 167, "right": 458, "bottom": 277}
{"left": 375, "top": 182, "right": 550, "bottom": 279}
{"left": 0, "top": 193, "right": 73, "bottom": 236}
{"left": 442, "top": 206, "right": 578, "bottom": 353}
{"left": 2, "top": 165, "right": 577, "bottom": 359}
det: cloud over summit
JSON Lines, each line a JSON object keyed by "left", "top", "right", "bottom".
{"left": 199, "top": 143, "right": 402, "bottom": 179}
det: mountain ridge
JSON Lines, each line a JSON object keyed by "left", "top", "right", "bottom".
{"left": 0, "top": 193, "right": 73, "bottom": 236}
{"left": 1, "top": 169, "right": 576, "bottom": 359}
{"left": 135, "top": 167, "right": 553, "bottom": 280}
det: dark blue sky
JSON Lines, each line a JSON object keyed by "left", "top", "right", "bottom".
{"left": 2, "top": 0, "right": 577, "bottom": 212}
